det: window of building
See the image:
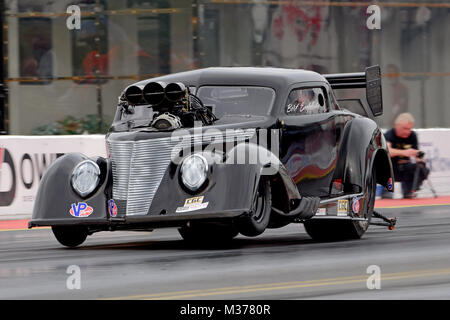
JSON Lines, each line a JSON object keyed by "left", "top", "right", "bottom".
{"left": 71, "top": 2, "right": 108, "bottom": 84}
{"left": 19, "top": 18, "right": 53, "bottom": 84}
{"left": 138, "top": 16, "right": 170, "bottom": 75}
{"left": 131, "top": 0, "right": 171, "bottom": 75}
{"left": 198, "top": 8, "right": 220, "bottom": 68}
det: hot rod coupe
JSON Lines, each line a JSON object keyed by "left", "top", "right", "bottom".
{"left": 29, "top": 66, "right": 395, "bottom": 247}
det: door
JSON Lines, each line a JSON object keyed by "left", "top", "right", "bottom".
{"left": 279, "top": 85, "right": 339, "bottom": 197}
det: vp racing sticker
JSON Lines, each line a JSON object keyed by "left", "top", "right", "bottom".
{"left": 69, "top": 202, "right": 93, "bottom": 217}
{"left": 176, "top": 196, "right": 209, "bottom": 213}
{"left": 108, "top": 199, "right": 118, "bottom": 217}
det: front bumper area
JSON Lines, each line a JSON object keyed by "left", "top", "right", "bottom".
{"left": 28, "top": 208, "right": 248, "bottom": 230}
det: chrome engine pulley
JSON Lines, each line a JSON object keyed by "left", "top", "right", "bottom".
{"left": 151, "top": 112, "right": 182, "bottom": 130}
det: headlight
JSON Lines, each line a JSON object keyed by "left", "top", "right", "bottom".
{"left": 71, "top": 160, "right": 101, "bottom": 197}
{"left": 180, "top": 154, "right": 208, "bottom": 191}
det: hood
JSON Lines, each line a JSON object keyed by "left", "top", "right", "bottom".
{"left": 107, "top": 115, "right": 277, "bottom": 142}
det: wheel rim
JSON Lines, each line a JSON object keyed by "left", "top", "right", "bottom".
{"left": 252, "top": 181, "right": 266, "bottom": 223}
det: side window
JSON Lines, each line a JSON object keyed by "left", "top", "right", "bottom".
{"left": 188, "top": 86, "right": 197, "bottom": 95}
{"left": 286, "top": 88, "right": 327, "bottom": 115}
{"left": 329, "top": 89, "right": 340, "bottom": 110}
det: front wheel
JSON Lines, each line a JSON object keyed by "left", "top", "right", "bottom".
{"left": 52, "top": 226, "right": 88, "bottom": 248}
{"left": 235, "top": 178, "right": 272, "bottom": 237}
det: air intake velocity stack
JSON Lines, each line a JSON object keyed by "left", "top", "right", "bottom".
{"left": 165, "top": 82, "right": 186, "bottom": 102}
{"left": 124, "top": 85, "right": 143, "bottom": 105}
{"left": 143, "top": 81, "right": 166, "bottom": 106}
{"left": 124, "top": 82, "right": 188, "bottom": 106}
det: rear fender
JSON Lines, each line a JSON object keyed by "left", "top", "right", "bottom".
{"left": 334, "top": 117, "right": 393, "bottom": 192}
{"left": 370, "top": 148, "right": 395, "bottom": 192}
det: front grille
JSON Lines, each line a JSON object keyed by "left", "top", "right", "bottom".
{"left": 108, "top": 138, "right": 178, "bottom": 216}
{"left": 107, "top": 129, "right": 255, "bottom": 216}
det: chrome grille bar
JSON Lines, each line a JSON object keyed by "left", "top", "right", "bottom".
{"left": 108, "top": 141, "right": 133, "bottom": 200}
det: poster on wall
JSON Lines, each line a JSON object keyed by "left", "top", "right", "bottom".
{"left": 261, "top": 0, "right": 338, "bottom": 72}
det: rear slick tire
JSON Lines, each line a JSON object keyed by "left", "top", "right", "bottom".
{"left": 304, "top": 167, "right": 376, "bottom": 241}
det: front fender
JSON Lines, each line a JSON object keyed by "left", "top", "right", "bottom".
{"left": 225, "top": 142, "right": 301, "bottom": 200}
{"left": 148, "top": 155, "right": 261, "bottom": 217}
{"left": 30, "top": 153, "right": 110, "bottom": 225}
{"left": 148, "top": 144, "right": 300, "bottom": 218}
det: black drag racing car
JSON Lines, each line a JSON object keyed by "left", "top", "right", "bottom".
{"left": 30, "top": 66, "right": 394, "bottom": 247}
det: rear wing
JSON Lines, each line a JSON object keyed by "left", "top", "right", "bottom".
{"left": 324, "top": 65, "right": 383, "bottom": 116}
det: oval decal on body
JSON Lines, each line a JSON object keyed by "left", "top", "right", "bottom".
{"left": 352, "top": 197, "right": 360, "bottom": 214}
{"left": 69, "top": 202, "right": 94, "bottom": 217}
{"left": 387, "top": 177, "right": 393, "bottom": 191}
{"left": 108, "top": 199, "right": 118, "bottom": 217}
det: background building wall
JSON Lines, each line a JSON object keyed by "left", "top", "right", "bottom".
{"left": 3, "top": 0, "right": 450, "bottom": 134}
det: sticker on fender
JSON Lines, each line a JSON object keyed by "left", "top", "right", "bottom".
{"left": 108, "top": 199, "right": 118, "bottom": 217}
{"left": 176, "top": 196, "right": 209, "bottom": 213}
{"left": 315, "top": 208, "right": 327, "bottom": 216}
{"left": 337, "top": 200, "right": 348, "bottom": 216}
{"left": 69, "top": 202, "right": 93, "bottom": 217}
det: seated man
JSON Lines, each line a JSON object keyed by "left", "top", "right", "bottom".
{"left": 384, "top": 113, "right": 429, "bottom": 199}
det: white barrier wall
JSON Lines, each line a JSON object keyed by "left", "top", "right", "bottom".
{"left": 416, "top": 129, "right": 450, "bottom": 197}
{"left": 0, "top": 135, "right": 106, "bottom": 217}
{"left": 0, "top": 130, "right": 449, "bottom": 218}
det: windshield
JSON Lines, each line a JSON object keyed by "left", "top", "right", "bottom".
{"left": 119, "top": 104, "right": 154, "bottom": 124}
{"left": 196, "top": 86, "right": 275, "bottom": 118}
{"left": 118, "top": 86, "right": 275, "bottom": 124}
